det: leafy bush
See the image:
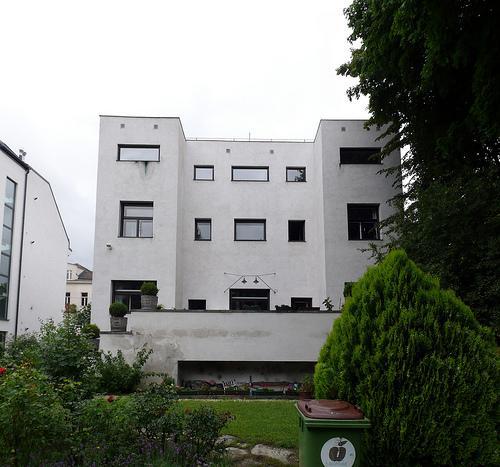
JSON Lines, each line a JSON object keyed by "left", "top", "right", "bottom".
{"left": 96, "top": 346, "right": 152, "bottom": 394}
{"left": 109, "top": 301, "right": 128, "bottom": 317}
{"left": 315, "top": 250, "right": 498, "bottom": 466}
{"left": 0, "top": 365, "right": 72, "bottom": 466}
{"left": 82, "top": 323, "right": 100, "bottom": 338}
{"left": 0, "top": 333, "right": 42, "bottom": 368}
{"left": 141, "top": 281, "right": 159, "bottom": 296}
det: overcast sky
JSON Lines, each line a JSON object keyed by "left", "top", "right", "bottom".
{"left": 0, "top": 0, "right": 368, "bottom": 268}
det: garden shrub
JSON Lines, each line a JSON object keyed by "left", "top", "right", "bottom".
{"left": 314, "top": 250, "right": 498, "bottom": 467}
{"left": 141, "top": 281, "right": 159, "bottom": 296}
{"left": 0, "top": 365, "right": 72, "bottom": 466}
{"left": 109, "top": 301, "right": 128, "bottom": 317}
{"left": 96, "top": 346, "right": 152, "bottom": 393}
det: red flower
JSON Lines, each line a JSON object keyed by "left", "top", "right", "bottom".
{"left": 0, "top": 367, "right": 6, "bottom": 376}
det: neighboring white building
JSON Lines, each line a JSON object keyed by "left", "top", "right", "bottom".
{"left": 0, "top": 140, "right": 71, "bottom": 344}
{"left": 93, "top": 116, "right": 400, "bottom": 382}
{"left": 66, "top": 263, "right": 92, "bottom": 309}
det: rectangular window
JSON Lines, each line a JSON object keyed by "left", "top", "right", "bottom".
{"left": 286, "top": 167, "right": 306, "bottom": 182}
{"left": 194, "top": 165, "right": 214, "bottom": 180}
{"left": 340, "top": 148, "right": 382, "bottom": 164}
{"left": 112, "top": 280, "right": 156, "bottom": 311}
{"left": 81, "top": 292, "right": 88, "bottom": 307}
{"left": 230, "top": 289, "right": 270, "bottom": 310}
{"left": 291, "top": 297, "right": 312, "bottom": 310}
{"left": 195, "top": 219, "right": 212, "bottom": 241}
{"left": 121, "top": 202, "right": 153, "bottom": 238}
{"left": 234, "top": 219, "right": 266, "bottom": 241}
{"left": 347, "top": 204, "right": 380, "bottom": 240}
{"left": 118, "top": 145, "right": 160, "bottom": 162}
{"left": 288, "top": 220, "right": 305, "bottom": 242}
{"left": 66, "top": 270, "right": 72, "bottom": 280}
{"left": 65, "top": 292, "right": 71, "bottom": 305}
{"left": 1, "top": 178, "right": 16, "bottom": 320}
{"left": 232, "top": 166, "right": 269, "bottom": 181}
{"left": 188, "top": 299, "right": 206, "bottom": 310}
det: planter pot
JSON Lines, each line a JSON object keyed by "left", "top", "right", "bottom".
{"left": 110, "top": 316, "right": 128, "bottom": 332}
{"left": 141, "top": 295, "right": 158, "bottom": 310}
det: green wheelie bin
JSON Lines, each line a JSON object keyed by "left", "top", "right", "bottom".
{"left": 296, "top": 399, "right": 370, "bottom": 467}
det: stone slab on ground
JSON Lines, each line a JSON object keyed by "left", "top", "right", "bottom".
{"left": 250, "top": 444, "right": 297, "bottom": 464}
{"left": 226, "top": 447, "right": 249, "bottom": 460}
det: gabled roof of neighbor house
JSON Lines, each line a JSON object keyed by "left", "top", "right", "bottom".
{"left": 68, "top": 262, "right": 93, "bottom": 281}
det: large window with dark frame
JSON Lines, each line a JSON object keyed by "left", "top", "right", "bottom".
{"left": 112, "top": 280, "right": 156, "bottom": 311}
{"left": 120, "top": 202, "right": 153, "bottom": 238}
{"left": 1, "top": 178, "right": 16, "bottom": 320}
{"left": 288, "top": 220, "right": 305, "bottom": 242}
{"left": 195, "top": 219, "right": 212, "bottom": 241}
{"left": 232, "top": 166, "right": 269, "bottom": 181}
{"left": 229, "top": 289, "right": 270, "bottom": 310}
{"left": 340, "top": 148, "right": 382, "bottom": 164}
{"left": 234, "top": 219, "right": 266, "bottom": 241}
{"left": 286, "top": 167, "right": 306, "bottom": 182}
{"left": 188, "top": 299, "right": 206, "bottom": 310}
{"left": 347, "top": 204, "right": 380, "bottom": 240}
{"left": 194, "top": 165, "right": 214, "bottom": 181}
{"left": 118, "top": 145, "right": 160, "bottom": 162}
{"left": 291, "top": 297, "right": 313, "bottom": 310}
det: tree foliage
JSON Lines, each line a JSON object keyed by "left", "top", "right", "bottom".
{"left": 339, "top": 0, "right": 500, "bottom": 331}
{"left": 314, "top": 250, "right": 498, "bottom": 466}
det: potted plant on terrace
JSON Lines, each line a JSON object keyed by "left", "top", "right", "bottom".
{"left": 141, "top": 282, "right": 159, "bottom": 310}
{"left": 109, "top": 301, "right": 128, "bottom": 332}
{"left": 82, "top": 323, "right": 101, "bottom": 349}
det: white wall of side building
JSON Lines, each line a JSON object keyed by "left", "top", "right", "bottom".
{"left": 1, "top": 142, "right": 71, "bottom": 340}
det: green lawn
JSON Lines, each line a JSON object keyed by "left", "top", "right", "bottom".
{"left": 181, "top": 399, "right": 299, "bottom": 449}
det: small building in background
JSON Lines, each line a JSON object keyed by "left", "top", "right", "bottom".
{"left": 65, "top": 263, "right": 92, "bottom": 309}
{"left": 0, "top": 139, "right": 71, "bottom": 345}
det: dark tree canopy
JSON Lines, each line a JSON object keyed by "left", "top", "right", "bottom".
{"left": 338, "top": 0, "right": 500, "bottom": 331}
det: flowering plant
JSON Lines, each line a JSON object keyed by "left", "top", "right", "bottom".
{"left": 0, "top": 367, "right": 6, "bottom": 376}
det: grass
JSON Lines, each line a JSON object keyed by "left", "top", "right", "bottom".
{"left": 181, "top": 399, "right": 299, "bottom": 449}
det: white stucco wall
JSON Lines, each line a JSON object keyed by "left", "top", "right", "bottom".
{"left": 100, "top": 310, "right": 338, "bottom": 381}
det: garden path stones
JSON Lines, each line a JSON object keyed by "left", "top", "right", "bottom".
{"left": 218, "top": 434, "right": 239, "bottom": 445}
{"left": 250, "top": 444, "right": 296, "bottom": 464}
{"left": 226, "top": 447, "right": 249, "bottom": 460}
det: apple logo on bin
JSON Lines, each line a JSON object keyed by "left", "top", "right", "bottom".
{"left": 320, "top": 437, "right": 356, "bottom": 467}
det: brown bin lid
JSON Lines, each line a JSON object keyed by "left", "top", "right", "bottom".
{"left": 297, "top": 399, "right": 364, "bottom": 419}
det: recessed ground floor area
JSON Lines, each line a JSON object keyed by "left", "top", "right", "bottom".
{"left": 178, "top": 360, "right": 315, "bottom": 388}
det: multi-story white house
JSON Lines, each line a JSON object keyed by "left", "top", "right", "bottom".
{"left": 93, "top": 116, "right": 400, "bottom": 383}
{"left": 0, "top": 140, "right": 70, "bottom": 345}
{"left": 65, "top": 263, "right": 92, "bottom": 309}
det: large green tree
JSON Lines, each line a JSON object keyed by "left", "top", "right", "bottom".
{"left": 339, "top": 0, "right": 500, "bottom": 330}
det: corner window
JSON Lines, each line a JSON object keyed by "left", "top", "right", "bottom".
{"left": 188, "top": 299, "right": 206, "bottom": 310}
{"left": 112, "top": 280, "right": 156, "bottom": 311}
{"left": 1, "top": 178, "right": 16, "bottom": 320}
{"left": 340, "top": 148, "right": 381, "bottom": 164}
{"left": 81, "top": 292, "right": 88, "bottom": 307}
{"left": 195, "top": 219, "right": 212, "bottom": 241}
{"left": 194, "top": 166, "right": 214, "bottom": 180}
{"left": 288, "top": 220, "right": 305, "bottom": 242}
{"left": 286, "top": 167, "right": 306, "bottom": 182}
{"left": 120, "top": 202, "right": 153, "bottom": 238}
{"left": 118, "top": 145, "right": 160, "bottom": 162}
{"left": 234, "top": 219, "right": 266, "bottom": 241}
{"left": 232, "top": 167, "right": 269, "bottom": 181}
{"left": 347, "top": 204, "right": 380, "bottom": 240}
{"left": 291, "top": 297, "right": 312, "bottom": 310}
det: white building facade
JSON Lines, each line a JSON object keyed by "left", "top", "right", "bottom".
{"left": 66, "top": 263, "right": 92, "bottom": 309}
{"left": 0, "top": 140, "right": 71, "bottom": 345}
{"left": 93, "top": 116, "right": 400, "bottom": 382}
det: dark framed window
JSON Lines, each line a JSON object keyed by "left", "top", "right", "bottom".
{"left": 230, "top": 289, "right": 270, "bottom": 310}
{"left": 1, "top": 178, "right": 16, "bottom": 320}
{"left": 340, "top": 148, "right": 381, "bottom": 164}
{"left": 65, "top": 292, "right": 71, "bottom": 305}
{"left": 286, "top": 167, "right": 306, "bottom": 182}
{"left": 195, "top": 219, "right": 212, "bottom": 241}
{"left": 232, "top": 166, "right": 269, "bottom": 181}
{"left": 81, "top": 292, "right": 88, "bottom": 307}
{"left": 347, "top": 204, "right": 380, "bottom": 240}
{"left": 120, "top": 202, "right": 153, "bottom": 238}
{"left": 288, "top": 220, "right": 305, "bottom": 242}
{"left": 118, "top": 145, "right": 160, "bottom": 162}
{"left": 291, "top": 297, "right": 312, "bottom": 310}
{"left": 234, "top": 219, "right": 266, "bottom": 241}
{"left": 194, "top": 165, "right": 214, "bottom": 180}
{"left": 112, "top": 280, "right": 156, "bottom": 311}
{"left": 188, "top": 299, "right": 206, "bottom": 310}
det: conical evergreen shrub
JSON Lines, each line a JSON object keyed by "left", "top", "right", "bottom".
{"left": 314, "top": 250, "right": 498, "bottom": 466}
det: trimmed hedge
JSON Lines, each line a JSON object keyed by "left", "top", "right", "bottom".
{"left": 315, "top": 250, "right": 498, "bottom": 466}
